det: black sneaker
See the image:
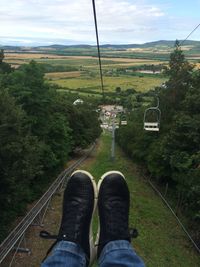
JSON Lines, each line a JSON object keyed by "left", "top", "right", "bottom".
{"left": 40, "top": 170, "right": 97, "bottom": 266}
{"left": 96, "top": 171, "right": 131, "bottom": 258}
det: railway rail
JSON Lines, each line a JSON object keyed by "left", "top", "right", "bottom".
{"left": 0, "top": 143, "right": 95, "bottom": 265}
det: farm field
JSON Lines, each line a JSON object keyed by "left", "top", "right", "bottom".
{"left": 45, "top": 71, "right": 81, "bottom": 79}
{"left": 4, "top": 52, "right": 165, "bottom": 67}
{"left": 50, "top": 74, "right": 166, "bottom": 92}
{"left": 4, "top": 51, "right": 167, "bottom": 93}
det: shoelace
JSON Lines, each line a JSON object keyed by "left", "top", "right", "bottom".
{"left": 40, "top": 229, "right": 79, "bottom": 263}
{"left": 40, "top": 201, "right": 85, "bottom": 262}
{"left": 40, "top": 231, "right": 60, "bottom": 262}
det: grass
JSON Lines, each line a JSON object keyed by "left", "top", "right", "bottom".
{"left": 81, "top": 133, "right": 200, "bottom": 267}
{"left": 50, "top": 75, "right": 166, "bottom": 93}
{"left": 45, "top": 71, "right": 81, "bottom": 79}
{"left": 8, "top": 133, "right": 200, "bottom": 267}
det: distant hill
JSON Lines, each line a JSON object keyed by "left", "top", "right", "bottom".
{"left": 139, "top": 40, "right": 200, "bottom": 47}
{"left": 100, "top": 40, "right": 200, "bottom": 49}
{"left": 1, "top": 40, "right": 200, "bottom": 52}
{"left": 0, "top": 45, "right": 22, "bottom": 51}
{"left": 35, "top": 44, "right": 92, "bottom": 49}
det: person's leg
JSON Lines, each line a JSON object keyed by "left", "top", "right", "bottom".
{"left": 98, "top": 240, "right": 145, "bottom": 267}
{"left": 40, "top": 170, "right": 97, "bottom": 267}
{"left": 96, "top": 171, "right": 146, "bottom": 267}
{"left": 41, "top": 241, "right": 86, "bottom": 267}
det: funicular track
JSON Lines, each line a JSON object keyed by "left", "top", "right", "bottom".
{"left": 0, "top": 143, "right": 95, "bottom": 265}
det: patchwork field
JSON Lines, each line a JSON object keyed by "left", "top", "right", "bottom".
{"left": 4, "top": 51, "right": 167, "bottom": 94}
{"left": 5, "top": 53, "right": 165, "bottom": 67}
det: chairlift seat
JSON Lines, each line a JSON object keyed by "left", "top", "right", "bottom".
{"left": 144, "top": 122, "right": 159, "bottom": 131}
{"left": 121, "top": 120, "right": 127, "bottom": 125}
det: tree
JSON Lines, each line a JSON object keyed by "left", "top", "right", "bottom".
{"left": 0, "top": 49, "right": 4, "bottom": 63}
{"left": 163, "top": 41, "right": 193, "bottom": 108}
{"left": 0, "top": 49, "right": 12, "bottom": 74}
{"left": 115, "top": 86, "right": 121, "bottom": 94}
{"left": 116, "top": 42, "right": 200, "bottom": 238}
{"left": 0, "top": 89, "right": 43, "bottom": 240}
{"left": 0, "top": 60, "right": 102, "bottom": 241}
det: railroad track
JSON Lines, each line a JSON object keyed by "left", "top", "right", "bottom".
{"left": 0, "top": 143, "right": 95, "bottom": 264}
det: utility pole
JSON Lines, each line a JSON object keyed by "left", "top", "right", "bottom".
{"left": 111, "top": 106, "right": 127, "bottom": 161}
{"left": 111, "top": 122, "right": 116, "bottom": 161}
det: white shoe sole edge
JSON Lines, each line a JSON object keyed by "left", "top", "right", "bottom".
{"left": 95, "top": 171, "right": 126, "bottom": 253}
{"left": 71, "top": 170, "right": 98, "bottom": 266}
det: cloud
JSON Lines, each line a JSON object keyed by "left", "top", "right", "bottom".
{"left": 0, "top": 0, "right": 199, "bottom": 45}
{"left": 0, "top": 0, "right": 167, "bottom": 44}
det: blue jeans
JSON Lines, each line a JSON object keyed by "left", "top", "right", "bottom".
{"left": 41, "top": 240, "right": 145, "bottom": 267}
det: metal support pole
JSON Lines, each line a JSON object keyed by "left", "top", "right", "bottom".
{"left": 31, "top": 198, "right": 52, "bottom": 227}
{"left": 31, "top": 213, "right": 42, "bottom": 227}
{"left": 10, "top": 236, "right": 23, "bottom": 267}
{"left": 10, "top": 234, "right": 30, "bottom": 267}
{"left": 111, "top": 123, "right": 116, "bottom": 161}
{"left": 56, "top": 179, "right": 66, "bottom": 195}
{"left": 164, "top": 183, "right": 169, "bottom": 197}
{"left": 39, "top": 198, "right": 52, "bottom": 226}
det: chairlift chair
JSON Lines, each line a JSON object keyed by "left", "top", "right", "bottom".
{"left": 144, "top": 97, "right": 161, "bottom": 131}
{"left": 121, "top": 120, "right": 127, "bottom": 125}
{"left": 120, "top": 114, "right": 127, "bottom": 126}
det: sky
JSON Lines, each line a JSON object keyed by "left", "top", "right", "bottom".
{"left": 0, "top": 0, "right": 200, "bottom": 46}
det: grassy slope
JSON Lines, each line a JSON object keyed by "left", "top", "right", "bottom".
{"left": 7, "top": 133, "right": 199, "bottom": 267}
{"left": 81, "top": 133, "right": 200, "bottom": 267}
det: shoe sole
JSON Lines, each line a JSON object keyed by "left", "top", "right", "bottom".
{"left": 95, "top": 171, "right": 126, "bottom": 254}
{"left": 71, "top": 170, "right": 98, "bottom": 266}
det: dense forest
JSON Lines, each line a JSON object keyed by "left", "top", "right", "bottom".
{"left": 0, "top": 49, "right": 101, "bottom": 241}
{"left": 116, "top": 43, "right": 200, "bottom": 243}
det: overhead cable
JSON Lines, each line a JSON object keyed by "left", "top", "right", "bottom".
{"left": 180, "top": 23, "right": 200, "bottom": 45}
{"left": 92, "top": 0, "right": 105, "bottom": 100}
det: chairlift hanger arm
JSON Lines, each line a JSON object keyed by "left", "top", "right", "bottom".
{"left": 150, "top": 96, "right": 159, "bottom": 109}
{"left": 143, "top": 108, "right": 161, "bottom": 122}
{"left": 156, "top": 96, "right": 159, "bottom": 108}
